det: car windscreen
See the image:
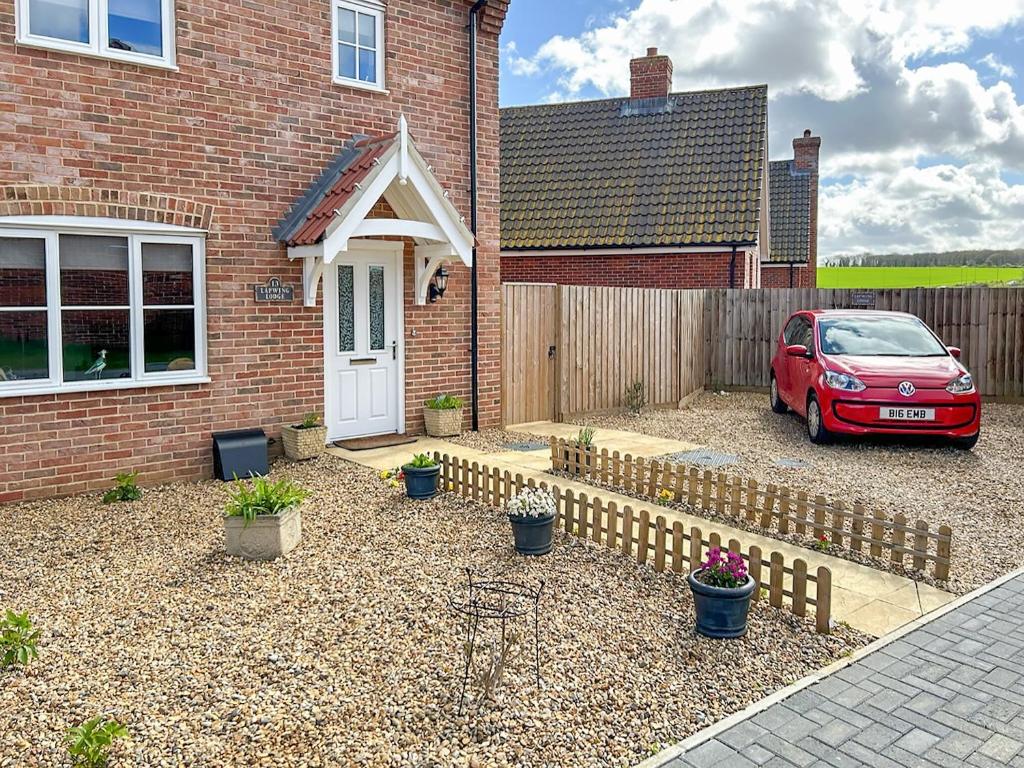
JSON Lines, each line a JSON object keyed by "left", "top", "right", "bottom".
{"left": 818, "top": 316, "right": 948, "bottom": 356}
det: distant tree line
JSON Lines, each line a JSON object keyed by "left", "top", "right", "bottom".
{"left": 825, "top": 249, "right": 1024, "bottom": 267}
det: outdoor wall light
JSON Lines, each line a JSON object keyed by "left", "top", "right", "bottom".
{"left": 429, "top": 266, "right": 449, "bottom": 303}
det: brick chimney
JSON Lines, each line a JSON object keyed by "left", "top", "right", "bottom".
{"left": 630, "top": 47, "right": 673, "bottom": 100}
{"left": 793, "top": 129, "right": 821, "bottom": 268}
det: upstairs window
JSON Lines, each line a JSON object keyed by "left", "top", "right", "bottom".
{"left": 16, "top": 0, "right": 175, "bottom": 68}
{"left": 0, "top": 222, "right": 207, "bottom": 397}
{"left": 332, "top": 0, "right": 384, "bottom": 91}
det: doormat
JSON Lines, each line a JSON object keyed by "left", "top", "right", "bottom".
{"left": 504, "top": 441, "right": 550, "bottom": 452}
{"left": 333, "top": 434, "right": 417, "bottom": 451}
{"left": 662, "top": 448, "right": 738, "bottom": 469}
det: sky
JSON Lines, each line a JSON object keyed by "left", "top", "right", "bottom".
{"left": 498, "top": 0, "right": 1024, "bottom": 259}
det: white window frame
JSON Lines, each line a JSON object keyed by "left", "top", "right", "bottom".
{"left": 0, "top": 219, "right": 208, "bottom": 398}
{"left": 15, "top": 0, "right": 177, "bottom": 70}
{"left": 331, "top": 0, "right": 386, "bottom": 93}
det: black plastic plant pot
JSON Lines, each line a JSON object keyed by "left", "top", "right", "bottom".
{"left": 403, "top": 464, "right": 440, "bottom": 500}
{"left": 687, "top": 571, "right": 757, "bottom": 639}
{"left": 508, "top": 513, "right": 555, "bottom": 556}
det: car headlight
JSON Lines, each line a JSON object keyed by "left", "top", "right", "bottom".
{"left": 823, "top": 370, "right": 866, "bottom": 392}
{"left": 946, "top": 373, "right": 975, "bottom": 394}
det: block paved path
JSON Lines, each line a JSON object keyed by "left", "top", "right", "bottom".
{"left": 658, "top": 572, "right": 1024, "bottom": 768}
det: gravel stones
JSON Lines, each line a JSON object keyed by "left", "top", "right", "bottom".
{"left": 0, "top": 455, "right": 865, "bottom": 766}
{"left": 574, "top": 392, "right": 1024, "bottom": 594}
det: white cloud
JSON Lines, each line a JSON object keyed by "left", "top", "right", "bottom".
{"left": 505, "top": 0, "right": 1024, "bottom": 255}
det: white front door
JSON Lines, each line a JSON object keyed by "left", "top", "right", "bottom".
{"left": 323, "top": 244, "right": 403, "bottom": 441}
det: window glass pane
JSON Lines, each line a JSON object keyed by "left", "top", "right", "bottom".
{"left": 107, "top": 0, "right": 163, "bottom": 56}
{"left": 337, "top": 7, "right": 356, "bottom": 43}
{"left": 338, "top": 265, "right": 354, "bottom": 353}
{"left": 61, "top": 310, "right": 130, "bottom": 381}
{"left": 368, "top": 265, "right": 384, "bottom": 351}
{"left": 357, "top": 12, "right": 375, "bottom": 47}
{"left": 59, "top": 235, "right": 129, "bottom": 306}
{"left": 0, "top": 311, "right": 48, "bottom": 382}
{"left": 358, "top": 49, "right": 376, "bottom": 83}
{"left": 338, "top": 43, "right": 356, "bottom": 79}
{"left": 0, "top": 238, "right": 47, "bottom": 307}
{"left": 144, "top": 309, "right": 195, "bottom": 372}
{"left": 142, "top": 242, "right": 193, "bottom": 305}
{"left": 29, "top": 0, "right": 89, "bottom": 43}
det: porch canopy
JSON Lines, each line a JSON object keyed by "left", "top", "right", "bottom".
{"left": 274, "top": 116, "right": 474, "bottom": 306}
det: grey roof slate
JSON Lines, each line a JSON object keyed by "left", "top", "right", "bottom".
{"left": 767, "top": 159, "right": 811, "bottom": 263}
{"left": 500, "top": 86, "right": 768, "bottom": 250}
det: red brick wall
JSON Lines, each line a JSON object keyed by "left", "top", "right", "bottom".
{"left": 500, "top": 250, "right": 760, "bottom": 289}
{"left": 0, "top": 0, "right": 506, "bottom": 502}
{"left": 761, "top": 264, "right": 817, "bottom": 288}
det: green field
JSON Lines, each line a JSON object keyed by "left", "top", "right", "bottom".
{"left": 817, "top": 266, "right": 1024, "bottom": 289}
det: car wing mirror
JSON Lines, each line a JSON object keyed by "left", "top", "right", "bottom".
{"left": 786, "top": 344, "right": 809, "bottom": 358}
{"left": 947, "top": 346, "right": 961, "bottom": 359}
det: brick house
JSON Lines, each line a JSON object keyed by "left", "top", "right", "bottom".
{"left": 500, "top": 48, "right": 819, "bottom": 289}
{"left": 0, "top": 0, "right": 508, "bottom": 502}
{"left": 761, "top": 131, "right": 820, "bottom": 288}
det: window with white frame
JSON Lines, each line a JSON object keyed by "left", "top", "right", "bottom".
{"left": 0, "top": 223, "right": 207, "bottom": 396}
{"left": 15, "top": 0, "right": 176, "bottom": 68}
{"left": 332, "top": 0, "right": 384, "bottom": 90}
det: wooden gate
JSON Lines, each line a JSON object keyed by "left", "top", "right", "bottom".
{"left": 501, "top": 283, "right": 557, "bottom": 425}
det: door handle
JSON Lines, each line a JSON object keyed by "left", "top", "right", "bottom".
{"left": 391, "top": 341, "right": 398, "bottom": 361}
{"left": 350, "top": 357, "right": 377, "bottom": 365}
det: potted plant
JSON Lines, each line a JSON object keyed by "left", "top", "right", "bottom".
{"left": 687, "top": 546, "right": 757, "bottom": 638}
{"left": 563, "top": 426, "right": 595, "bottom": 475}
{"left": 281, "top": 412, "right": 328, "bottom": 461}
{"left": 506, "top": 486, "right": 557, "bottom": 556}
{"left": 402, "top": 453, "right": 440, "bottom": 500}
{"left": 423, "top": 394, "right": 464, "bottom": 437}
{"left": 223, "top": 475, "right": 309, "bottom": 560}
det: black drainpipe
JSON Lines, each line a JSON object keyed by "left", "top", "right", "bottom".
{"left": 468, "top": 0, "right": 487, "bottom": 432}
{"left": 728, "top": 245, "right": 738, "bottom": 288}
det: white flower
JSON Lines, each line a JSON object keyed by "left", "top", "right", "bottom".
{"left": 505, "top": 487, "right": 557, "bottom": 519}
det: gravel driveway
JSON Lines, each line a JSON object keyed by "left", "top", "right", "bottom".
{"left": 574, "top": 392, "right": 1024, "bottom": 594}
{"left": 0, "top": 456, "right": 863, "bottom": 767}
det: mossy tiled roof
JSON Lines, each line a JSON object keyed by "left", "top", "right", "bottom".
{"left": 500, "top": 86, "right": 768, "bottom": 250}
{"left": 767, "top": 160, "right": 811, "bottom": 263}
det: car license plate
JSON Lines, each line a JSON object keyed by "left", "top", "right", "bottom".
{"left": 879, "top": 407, "right": 935, "bottom": 421}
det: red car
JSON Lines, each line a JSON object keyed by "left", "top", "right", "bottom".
{"left": 769, "top": 310, "right": 981, "bottom": 448}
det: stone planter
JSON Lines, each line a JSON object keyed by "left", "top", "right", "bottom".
{"left": 508, "top": 513, "right": 555, "bottom": 556}
{"left": 687, "top": 571, "right": 756, "bottom": 638}
{"left": 424, "top": 406, "right": 463, "bottom": 437}
{"left": 281, "top": 424, "right": 328, "bottom": 461}
{"left": 224, "top": 505, "right": 302, "bottom": 560}
{"left": 403, "top": 464, "right": 440, "bottom": 500}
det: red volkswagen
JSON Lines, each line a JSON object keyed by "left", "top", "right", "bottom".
{"left": 769, "top": 310, "right": 981, "bottom": 448}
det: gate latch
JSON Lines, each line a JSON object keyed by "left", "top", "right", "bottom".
{"left": 548, "top": 345, "right": 556, "bottom": 359}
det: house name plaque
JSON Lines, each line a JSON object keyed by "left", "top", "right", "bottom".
{"left": 254, "top": 277, "right": 295, "bottom": 302}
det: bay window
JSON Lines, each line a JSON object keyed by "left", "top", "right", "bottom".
{"left": 0, "top": 223, "right": 206, "bottom": 396}
{"left": 16, "top": 0, "right": 175, "bottom": 68}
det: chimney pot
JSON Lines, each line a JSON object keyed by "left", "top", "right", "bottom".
{"left": 647, "top": 46, "right": 658, "bottom": 56}
{"left": 803, "top": 128, "right": 811, "bottom": 138}
{"left": 630, "top": 47, "right": 673, "bottom": 100}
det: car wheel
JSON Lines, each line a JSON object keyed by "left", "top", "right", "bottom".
{"left": 770, "top": 374, "right": 788, "bottom": 414}
{"left": 952, "top": 432, "right": 979, "bottom": 450}
{"left": 806, "top": 394, "right": 832, "bottom": 445}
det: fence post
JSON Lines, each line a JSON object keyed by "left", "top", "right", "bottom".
{"left": 646, "top": 460, "right": 659, "bottom": 498}
{"left": 577, "top": 491, "right": 589, "bottom": 539}
{"left": 624, "top": 454, "right": 633, "bottom": 492}
{"left": 851, "top": 502, "right": 865, "bottom": 552}
{"left": 815, "top": 567, "right": 832, "bottom": 634}
{"left": 563, "top": 489, "right": 575, "bottom": 534}
{"left": 748, "top": 545, "right": 762, "bottom": 600}
{"left": 689, "top": 527, "right": 703, "bottom": 573}
{"left": 913, "top": 520, "right": 928, "bottom": 571}
{"left": 870, "top": 510, "right": 885, "bottom": 558}
{"left": 831, "top": 500, "right": 844, "bottom": 548}
{"left": 671, "top": 522, "right": 685, "bottom": 572}
{"left": 792, "top": 559, "right": 807, "bottom": 617}
{"left": 605, "top": 500, "right": 618, "bottom": 550}
{"left": 622, "top": 506, "right": 635, "bottom": 557}
{"left": 778, "top": 488, "right": 791, "bottom": 534}
{"left": 654, "top": 516, "right": 667, "bottom": 573}
{"left": 891, "top": 513, "right": 907, "bottom": 565}
{"left": 769, "top": 552, "right": 784, "bottom": 608}
{"left": 591, "top": 496, "right": 602, "bottom": 544}
{"left": 550, "top": 436, "right": 560, "bottom": 471}
{"left": 760, "top": 483, "right": 776, "bottom": 529}
{"left": 936, "top": 524, "right": 952, "bottom": 581}
{"left": 637, "top": 509, "right": 650, "bottom": 564}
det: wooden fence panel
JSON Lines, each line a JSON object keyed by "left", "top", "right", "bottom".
{"left": 501, "top": 283, "right": 558, "bottom": 425}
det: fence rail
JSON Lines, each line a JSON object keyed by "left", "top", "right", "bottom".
{"left": 434, "top": 450, "right": 833, "bottom": 633}
{"left": 550, "top": 438, "right": 952, "bottom": 581}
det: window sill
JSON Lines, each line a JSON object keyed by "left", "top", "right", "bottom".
{"left": 15, "top": 37, "right": 178, "bottom": 72}
{"left": 332, "top": 76, "right": 389, "bottom": 95}
{"left": 0, "top": 375, "right": 211, "bottom": 399}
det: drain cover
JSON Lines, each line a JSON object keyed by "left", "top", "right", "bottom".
{"left": 775, "top": 457, "right": 811, "bottom": 469}
{"left": 504, "top": 441, "right": 550, "bottom": 452}
{"left": 664, "top": 449, "right": 738, "bottom": 468}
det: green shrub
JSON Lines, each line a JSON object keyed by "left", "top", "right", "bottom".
{"left": 425, "top": 394, "right": 463, "bottom": 410}
{"left": 225, "top": 476, "right": 309, "bottom": 526}
{"left": 575, "top": 426, "right": 595, "bottom": 447}
{"left": 0, "top": 610, "right": 40, "bottom": 669}
{"left": 67, "top": 717, "right": 128, "bottom": 768}
{"left": 101, "top": 472, "right": 141, "bottom": 504}
{"left": 405, "top": 453, "right": 438, "bottom": 469}
{"left": 298, "top": 412, "right": 321, "bottom": 429}
{"left": 624, "top": 380, "right": 647, "bottom": 415}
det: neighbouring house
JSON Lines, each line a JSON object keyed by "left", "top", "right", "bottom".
{"left": 761, "top": 131, "right": 820, "bottom": 288}
{"left": 500, "top": 47, "right": 819, "bottom": 290}
{"left": 0, "top": 0, "right": 508, "bottom": 502}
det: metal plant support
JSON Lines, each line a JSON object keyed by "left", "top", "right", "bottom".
{"left": 449, "top": 568, "right": 544, "bottom": 713}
